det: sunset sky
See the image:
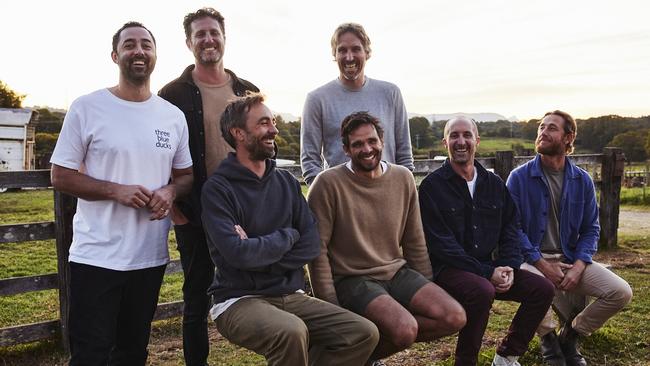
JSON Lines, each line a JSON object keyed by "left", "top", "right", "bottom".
{"left": 1, "top": 0, "right": 649, "bottom": 120}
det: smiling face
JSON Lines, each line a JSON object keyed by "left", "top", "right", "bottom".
{"left": 187, "top": 16, "right": 225, "bottom": 66}
{"left": 536, "top": 114, "right": 574, "bottom": 156}
{"left": 335, "top": 31, "right": 369, "bottom": 84}
{"left": 112, "top": 26, "right": 156, "bottom": 85}
{"left": 343, "top": 123, "right": 383, "bottom": 176}
{"left": 239, "top": 102, "right": 277, "bottom": 161}
{"left": 443, "top": 117, "right": 480, "bottom": 166}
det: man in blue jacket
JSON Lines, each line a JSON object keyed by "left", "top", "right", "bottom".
{"left": 200, "top": 92, "right": 378, "bottom": 366}
{"left": 419, "top": 116, "right": 555, "bottom": 366}
{"left": 507, "top": 110, "right": 632, "bottom": 366}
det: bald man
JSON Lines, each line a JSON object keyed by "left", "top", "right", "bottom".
{"left": 418, "top": 117, "right": 555, "bottom": 366}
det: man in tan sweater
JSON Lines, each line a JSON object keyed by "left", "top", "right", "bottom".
{"left": 307, "top": 111, "right": 466, "bottom": 364}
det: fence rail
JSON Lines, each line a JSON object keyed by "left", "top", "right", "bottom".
{"left": 0, "top": 148, "right": 624, "bottom": 352}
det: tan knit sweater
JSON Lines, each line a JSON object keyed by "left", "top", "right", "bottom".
{"left": 307, "top": 164, "right": 433, "bottom": 304}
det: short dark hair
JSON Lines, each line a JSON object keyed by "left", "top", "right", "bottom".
{"left": 543, "top": 110, "right": 577, "bottom": 154}
{"left": 183, "top": 7, "right": 225, "bottom": 39}
{"left": 340, "top": 111, "right": 384, "bottom": 147}
{"left": 112, "top": 21, "right": 156, "bottom": 53}
{"left": 331, "top": 23, "right": 372, "bottom": 58}
{"left": 220, "top": 92, "right": 266, "bottom": 149}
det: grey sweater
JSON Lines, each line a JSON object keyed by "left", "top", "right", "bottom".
{"left": 300, "top": 77, "right": 414, "bottom": 184}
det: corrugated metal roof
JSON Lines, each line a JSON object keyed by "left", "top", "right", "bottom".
{"left": 0, "top": 108, "right": 33, "bottom": 126}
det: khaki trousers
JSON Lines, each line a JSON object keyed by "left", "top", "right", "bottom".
{"left": 521, "top": 260, "right": 632, "bottom": 336}
{"left": 216, "top": 293, "right": 379, "bottom": 366}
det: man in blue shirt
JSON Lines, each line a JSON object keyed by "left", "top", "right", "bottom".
{"left": 507, "top": 110, "right": 633, "bottom": 366}
{"left": 419, "top": 116, "right": 555, "bottom": 366}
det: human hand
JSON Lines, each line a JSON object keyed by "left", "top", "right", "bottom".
{"left": 113, "top": 184, "right": 152, "bottom": 208}
{"left": 234, "top": 225, "right": 248, "bottom": 239}
{"left": 559, "top": 260, "right": 586, "bottom": 291}
{"left": 492, "top": 266, "right": 514, "bottom": 293}
{"left": 536, "top": 259, "right": 572, "bottom": 287}
{"left": 148, "top": 185, "right": 175, "bottom": 220}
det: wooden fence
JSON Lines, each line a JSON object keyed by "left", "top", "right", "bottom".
{"left": 0, "top": 148, "right": 624, "bottom": 352}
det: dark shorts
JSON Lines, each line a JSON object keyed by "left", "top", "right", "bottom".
{"left": 334, "top": 265, "right": 430, "bottom": 315}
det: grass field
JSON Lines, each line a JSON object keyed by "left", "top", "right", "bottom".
{"left": 1, "top": 189, "right": 649, "bottom": 365}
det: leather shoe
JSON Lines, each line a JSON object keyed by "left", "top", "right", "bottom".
{"left": 559, "top": 321, "right": 587, "bottom": 366}
{"left": 540, "top": 331, "right": 567, "bottom": 366}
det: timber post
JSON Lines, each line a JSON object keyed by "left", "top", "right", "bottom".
{"left": 53, "top": 190, "right": 76, "bottom": 354}
{"left": 494, "top": 150, "right": 515, "bottom": 181}
{"left": 599, "top": 147, "right": 625, "bottom": 249}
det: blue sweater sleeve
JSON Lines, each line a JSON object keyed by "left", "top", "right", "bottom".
{"left": 269, "top": 177, "right": 321, "bottom": 274}
{"left": 419, "top": 180, "right": 495, "bottom": 279}
{"left": 506, "top": 172, "right": 543, "bottom": 264}
{"left": 201, "top": 177, "right": 295, "bottom": 270}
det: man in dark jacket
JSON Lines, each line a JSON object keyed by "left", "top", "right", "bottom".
{"left": 419, "top": 116, "right": 555, "bottom": 366}
{"left": 158, "top": 8, "right": 258, "bottom": 365}
{"left": 200, "top": 93, "right": 378, "bottom": 366}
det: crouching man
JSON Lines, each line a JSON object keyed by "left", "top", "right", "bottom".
{"left": 201, "top": 93, "right": 379, "bottom": 366}
{"left": 419, "top": 116, "right": 555, "bottom": 366}
{"left": 507, "top": 110, "right": 632, "bottom": 366}
{"left": 308, "top": 111, "right": 465, "bottom": 365}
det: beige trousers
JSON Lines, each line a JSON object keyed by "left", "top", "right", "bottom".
{"left": 521, "top": 260, "right": 632, "bottom": 336}
{"left": 216, "top": 293, "right": 379, "bottom": 366}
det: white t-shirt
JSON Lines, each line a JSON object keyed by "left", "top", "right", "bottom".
{"left": 51, "top": 88, "right": 192, "bottom": 271}
{"left": 466, "top": 168, "right": 478, "bottom": 198}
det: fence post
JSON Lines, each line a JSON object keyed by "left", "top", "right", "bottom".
{"left": 599, "top": 147, "right": 624, "bottom": 249}
{"left": 495, "top": 151, "right": 515, "bottom": 182}
{"left": 54, "top": 190, "right": 77, "bottom": 354}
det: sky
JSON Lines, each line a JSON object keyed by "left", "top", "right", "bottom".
{"left": 1, "top": 0, "right": 649, "bottom": 120}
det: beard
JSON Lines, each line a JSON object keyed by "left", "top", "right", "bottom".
{"left": 535, "top": 139, "right": 565, "bottom": 156}
{"left": 244, "top": 133, "right": 275, "bottom": 161}
{"left": 120, "top": 56, "right": 154, "bottom": 85}
{"left": 350, "top": 149, "right": 381, "bottom": 172}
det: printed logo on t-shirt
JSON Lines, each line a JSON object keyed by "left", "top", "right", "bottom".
{"left": 155, "top": 129, "right": 172, "bottom": 150}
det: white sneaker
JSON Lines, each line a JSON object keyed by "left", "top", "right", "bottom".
{"left": 491, "top": 354, "right": 521, "bottom": 366}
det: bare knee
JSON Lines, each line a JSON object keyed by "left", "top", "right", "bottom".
{"left": 447, "top": 304, "right": 467, "bottom": 332}
{"left": 387, "top": 318, "right": 418, "bottom": 349}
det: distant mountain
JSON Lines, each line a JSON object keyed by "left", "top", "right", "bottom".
{"left": 409, "top": 112, "right": 519, "bottom": 123}
{"left": 276, "top": 112, "right": 300, "bottom": 123}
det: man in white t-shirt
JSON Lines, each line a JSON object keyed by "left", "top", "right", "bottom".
{"left": 50, "top": 22, "right": 193, "bottom": 366}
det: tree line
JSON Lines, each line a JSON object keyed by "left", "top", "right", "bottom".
{"left": 2, "top": 80, "right": 650, "bottom": 164}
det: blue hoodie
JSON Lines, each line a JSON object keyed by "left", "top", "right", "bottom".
{"left": 201, "top": 153, "right": 320, "bottom": 303}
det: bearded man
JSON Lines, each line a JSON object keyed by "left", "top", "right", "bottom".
{"left": 507, "top": 110, "right": 632, "bottom": 366}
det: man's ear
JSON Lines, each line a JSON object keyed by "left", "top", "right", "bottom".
{"left": 343, "top": 144, "right": 350, "bottom": 157}
{"left": 111, "top": 51, "right": 118, "bottom": 64}
{"left": 230, "top": 127, "right": 244, "bottom": 142}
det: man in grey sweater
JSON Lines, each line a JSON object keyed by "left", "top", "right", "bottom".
{"left": 300, "top": 22, "right": 414, "bottom": 184}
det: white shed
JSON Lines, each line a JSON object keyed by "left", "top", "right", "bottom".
{"left": 0, "top": 108, "right": 36, "bottom": 172}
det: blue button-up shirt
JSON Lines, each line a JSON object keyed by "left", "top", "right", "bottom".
{"left": 506, "top": 155, "right": 599, "bottom": 265}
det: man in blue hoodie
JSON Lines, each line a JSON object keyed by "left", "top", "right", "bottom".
{"left": 200, "top": 92, "right": 379, "bottom": 366}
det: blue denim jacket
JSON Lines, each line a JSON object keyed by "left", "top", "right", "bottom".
{"left": 506, "top": 155, "right": 599, "bottom": 265}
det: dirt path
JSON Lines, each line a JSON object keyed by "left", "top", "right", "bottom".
{"left": 618, "top": 208, "right": 650, "bottom": 236}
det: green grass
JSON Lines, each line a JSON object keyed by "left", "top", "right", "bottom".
{"left": 1, "top": 190, "right": 649, "bottom": 365}
{"left": 620, "top": 186, "right": 650, "bottom": 206}
{"left": 476, "top": 137, "right": 535, "bottom": 155}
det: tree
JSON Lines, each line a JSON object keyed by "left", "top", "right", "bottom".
{"left": 608, "top": 129, "right": 649, "bottom": 162}
{"left": 408, "top": 116, "right": 435, "bottom": 149}
{"left": 0, "top": 80, "right": 26, "bottom": 108}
